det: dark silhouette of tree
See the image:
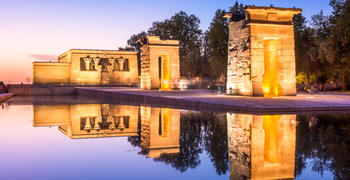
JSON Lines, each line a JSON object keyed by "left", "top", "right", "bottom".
{"left": 124, "top": 31, "right": 148, "bottom": 75}
{"left": 153, "top": 112, "right": 204, "bottom": 172}
{"left": 148, "top": 11, "right": 202, "bottom": 77}
{"left": 203, "top": 113, "right": 229, "bottom": 175}
{"left": 206, "top": 9, "right": 229, "bottom": 78}
{"left": 293, "top": 0, "right": 350, "bottom": 89}
{"left": 229, "top": 0, "right": 245, "bottom": 21}
{"left": 127, "top": 111, "right": 229, "bottom": 174}
{"left": 295, "top": 114, "right": 350, "bottom": 179}
{"left": 320, "top": 0, "right": 350, "bottom": 89}
{"left": 204, "top": 1, "right": 245, "bottom": 79}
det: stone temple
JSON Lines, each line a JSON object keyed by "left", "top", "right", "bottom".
{"left": 32, "top": 36, "right": 180, "bottom": 90}
{"left": 225, "top": 6, "right": 302, "bottom": 96}
{"left": 33, "top": 49, "right": 139, "bottom": 85}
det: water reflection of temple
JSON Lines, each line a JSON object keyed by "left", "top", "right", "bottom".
{"left": 227, "top": 113, "right": 296, "bottom": 180}
{"left": 34, "top": 104, "right": 297, "bottom": 178}
{"left": 34, "top": 104, "right": 139, "bottom": 138}
{"left": 33, "top": 104, "right": 180, "bottom": 158}
{"left": 140, "top": 107, "right": 180, "bottom": 158}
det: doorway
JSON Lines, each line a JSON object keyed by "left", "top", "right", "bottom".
{"left": 263, "top": 39, "right": 279, "bottom": 96}
{"left": 158, "top": 56, "right": 170, "bottom": 90}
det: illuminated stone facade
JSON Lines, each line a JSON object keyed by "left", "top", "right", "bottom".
{"left": 226, "top": 113, "right": 296, "bottom": 179}
{"left": 34, "top": 104, "right": 139, "bottom": 138}
{"left": 140, "top": 107, "right": 180, "bottom": 158}
{"left": 33, "top": 104, "right": 180, "bottom": 158}
{"left": 33, "top": 49, "right": 138, "bottom": 85}
{"left": 225, "top": 7, "right": 302, "bottom": 96}
{"left": 139, "top": 36, "right": 180, "bottom": 90}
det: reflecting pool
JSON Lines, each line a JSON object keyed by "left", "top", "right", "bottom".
{"left": 0, "top": 97, "right": 349, "bottom": 179}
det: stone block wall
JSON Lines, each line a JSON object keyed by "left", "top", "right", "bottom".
{"left": 62, "top": 49, "right": 138, "bottom": 85}
{"left": 33, "top": 49, "right": 139, "bottom": 85}
{"left": 227, "top": 20, "right": 251, "bottom": 95}
{"left": 249, "top": 25, "right": 297, "bottom": 96}
{"left": 33, "top": 62, "right": 70, "bottom": 84}
{"left": 226, "top": 113, "right": 252, "bottom": 180}
{"left": 140, "top": 45, "right": 151, "bottom": 89}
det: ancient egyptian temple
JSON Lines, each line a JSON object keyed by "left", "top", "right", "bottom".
{"left": 32, "top": 36, "right": 180, "bottom": 90}
{"left": 225, "top": 6, "right": 302, "bottom": 96}
{"left": 33, "top": 49, "right": 139, "bottom": 85}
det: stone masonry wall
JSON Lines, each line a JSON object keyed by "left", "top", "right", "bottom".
{"left": 227, "top": 20, "right": 251, "bottom": 95}
{"left": 140, "top": 46, "right": 151, "bottom": 90}
{"left": 227, "top": 113, "right": 252, "bottom": 180}
{"left": 140, "top": 106, "right": 151, "bottom": 152}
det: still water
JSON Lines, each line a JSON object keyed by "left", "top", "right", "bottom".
{"left": 0, "top": 97, "right": 349, "bottom": 180}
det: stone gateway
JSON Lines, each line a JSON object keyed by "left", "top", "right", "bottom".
{"left": 139, "top": 36, "right": 180, "bottom": 90}
{"left": 225, "top": 6, "right": 302, "bottom": 96}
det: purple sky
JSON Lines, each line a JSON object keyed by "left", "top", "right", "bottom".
{"left": 0, "top": 0, "right": 332, "bottom": 83}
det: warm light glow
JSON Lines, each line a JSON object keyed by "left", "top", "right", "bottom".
{"left": 263, "top": 39, "right": 280, "bottom": 97}
{"left": 162, "top": 80, "right": 170, "bottom": 90}
{"left": 263, "top": 115, "right": 280, "bottom": 164}
{"left": 160, "top": 56, "right": 171, "bottom": 90}
{"left": 160, "top": 108, "right": 171, "bottom": 137}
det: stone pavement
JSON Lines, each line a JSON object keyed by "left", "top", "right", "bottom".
{"left": 76, "top": 87, "right": 350, "bottom": 114}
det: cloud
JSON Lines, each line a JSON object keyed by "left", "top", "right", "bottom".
{"left": 30, "top": 54, "right": 57, "bottom": 61}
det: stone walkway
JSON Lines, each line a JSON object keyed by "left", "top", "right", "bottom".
{"left": 76, "top": 87, "right": 350, "bottom": 114}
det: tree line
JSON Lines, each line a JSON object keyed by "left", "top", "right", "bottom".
{"left": 120, "top": 0, "right": 350, "bottom": 90}
{"left": 119, "top": 1, "right": 245, "bottom": 79}
{"left": 294, "top": 0, "right": 350, "bottom": 90}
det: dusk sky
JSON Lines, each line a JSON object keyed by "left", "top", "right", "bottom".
{"left": 0, "top": 0, "right": 332, "bottom": 83}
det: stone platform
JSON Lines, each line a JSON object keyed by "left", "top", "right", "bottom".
{"left": 7, "top": 84, "right": 137, "bottom": 96}
{"left": 76, "top": 87, "right": 350, "bottom": 114}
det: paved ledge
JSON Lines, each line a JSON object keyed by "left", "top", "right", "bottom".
{"left": 75, "top": 87, "right": 350, "bottom": 114}
{"left": 0, "top": 93, "right": 14, "bottom": 103}
{"left": 7, "top": 84, "right": 137, "bottom": 96}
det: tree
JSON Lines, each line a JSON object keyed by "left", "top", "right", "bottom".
{"left": 205, "top": 1, "right": 245, "bottom": 78}
{"left": 229, "top": 0, "right": 245, "bottom": 20}
{"left": 203, "top": 113, "right": 229, "bottom": 175}
{"left": 153, "top": 112, "right": 204, "bottom": 172}
{"left": 295, "top": 114, "right": 350, "bottom": 179}
{"left": 148, "top": 11, "right": 203, "bottom": 77}
{"left": 127, "top": 31, "right": 148, "bottom": 51}
{"left": 294, "top": 13, "right": 320, "bottom": 84}
{"left": 126, "top": 31, "right": 148, "bottom": 75}
{"left": 198, "top": 31, "right": 212, "bottom": 77}
{"left": 319, "top": 0, "right": 350, "bottom": 89}
{"left": 206, "top": 9, "right": 229, "bottom": 78}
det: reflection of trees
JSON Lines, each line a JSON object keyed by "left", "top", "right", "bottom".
{"left": 154, "top": 112, "right": 203, "bottom": 172}
{"left": 127, "top": 110, "right": 141, "bottom": 148}
{"left": 127, "top": 111, "right": 229, "bottom": 174}
{"left": 295, "top": 114, "right": 350, "bottom": 179}
{"left": 203, "top": 113, "right": 228, "bottom": 175}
